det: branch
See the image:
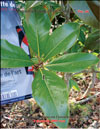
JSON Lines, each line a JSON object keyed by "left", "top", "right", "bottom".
{"left": 81, "top": 67, "right": 97, "bottom": 98}
{"left": 61, "top": 0, "right": 71, "bottom": 23}
{"left": 75, "top": 92, "right": 100, "bottom": 104}
{"left": 64, "top": 73, "right": 72, "bottom": 89}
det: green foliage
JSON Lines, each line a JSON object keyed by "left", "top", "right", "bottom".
{"left": 23, "top": 5, "right": 51, "bottom": 57}
{"left": 43, "top": 1, "right": 61, "bottom": 21}
{"left": 84, "top": 30, "right": 100, "bottom": 51}
{"left": 79, "top": 29, "right": 85, "bottom": 43}
{"left": 46, "top": 53, "right": 99, "bottom": 73}
{"left": 1, "top": 40, "right": 33, "bottom": 68}
{"left": 32, "top": 69, "right": 69, "bottom": 128}
{"left": 68, "top": 24, "right": 90, "bottom": 53}
{"left": 1, "top": 1, "right": 100, "bottom": 128}
{"left": 69, "top": 0, "right": 100, "bottom": 28}
{"left": 69, "top": 79, "right": 80, "bottom": 91}
{"left": 44, "top": 23, "right": 80, "bottom": 61}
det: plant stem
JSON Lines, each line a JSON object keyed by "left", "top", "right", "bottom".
{"left": 81, "top": 68, "right": 96, "bottom": 99}
{"left": 64, "top": 73, "right": 71, "bottom": 89}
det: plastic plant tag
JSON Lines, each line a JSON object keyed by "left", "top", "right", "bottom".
{"left": 1, "top": 0, "right": 33, "bottom": 105}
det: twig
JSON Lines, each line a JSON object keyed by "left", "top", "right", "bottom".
{"left": 61, "top": 0, "right": 71, "bottom": 23}
{"left": 75, "top": 92, "right": 100, "bottom": 104}
{"left": 81, "top": 68, "right": 96, "bottom": 98}
{"left": 64, "top": 73, "right": 71, "bottom": 89}
{"left": 72, "top": 69, "right": 100, "bottom": 76}
{"left": 65, "top": 1, "right": 71, "bottom": 23}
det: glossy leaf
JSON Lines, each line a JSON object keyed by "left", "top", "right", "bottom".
{"left": 84, "top": 30, "right": 100, "bottom": 51}
{"left": 69, "top": 0, "right": 100, "bottom": 28}
{"left": 44, "top": 23, "right": 80, "bottom": 61}
{"left": 86, "top": 0, "right": 100, "bottom": 22}
{"left": 32, "top": 69, "right": 69, "bottom": 128}
{"left": 46, "top": 53, "right": 99, "bottom": 72}
{"left": 23, "top": 5, "right": 51, "bottom": 57}
{"left": 1, "top": 39, "right": 33, "bottom": 68}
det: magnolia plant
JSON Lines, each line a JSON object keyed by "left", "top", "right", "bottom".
{"left": 1, "top": 5, "right": 99, "bottom": 128}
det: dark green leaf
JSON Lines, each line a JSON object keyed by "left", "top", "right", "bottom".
{"left": 1, "top": 39, "right": 33, "bottom": 68}
{"left": 44, "top": 23, "right": 80, "bottom": 61}
{"left": 46, "top": 53, "right": 99, "bottom": 72}
{"left": 79, "top": 29, "right": 85, "bottom": 43}
{"left": 68, "top": 42, "right": 82, "bottom": 53}
{"left": 84, "top": 30, "right": 100, "bottom": 51}
{"left": 32, "top": 69, "right": 69, "bottom": 128}
{"left": 69, "top": 1, "right": 100, "bottom": 28}
{"left": 23, "top": 5, "right": 51, "bottom": 57}
{"left": 86, "top": 0, "right": 100, "bottom": 22}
